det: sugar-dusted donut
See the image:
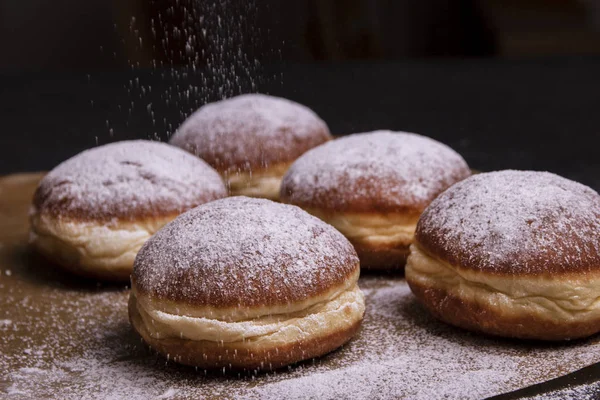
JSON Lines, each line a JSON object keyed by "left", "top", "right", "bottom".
{"left": 129, "top": 196, "right": 364, "bottom": 371}
{"left": 30, "top": 140, "right": 227, "bottom": 281}
{"left": 170, "top": 94, "right": 331, "bottom": 200}
{"left": 406, "top": 170, "right": 600, "bottom": 340}
{"left": 280, "top": 130, "right": 470, "bottom": 270}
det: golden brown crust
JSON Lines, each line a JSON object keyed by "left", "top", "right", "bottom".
{"left": 169, "top": 94, "right": 332, "bottom": 174}
{"left": 133, "top": 261, "right": 359, "bottom": 311}
{"left": 199, "top": 130, "right": 331, "bottom": 174}
{"left": 414, "top": 171, "right": 600, "bottom": 276}
{"left": 132, "top": 197, "right": 360, "bottom": 309}
{"left": 408, "top": 281, "right": 600, "bottom": 341}
{"left": 133, "top": 254, "right": 359, "bottom": 311}
{"left": 129, "top": 290, "right": 363, "bottom": 371}
{"left": 33, "top": 140, "right": 227, "bottom": 222}
{"left": 282, "top": 194, "right": 425, "bottom": 215}
{"left": 33, "top": 190, "right": 219, "bottom": 222}
{"left": 132, "top": 268, "right": 360, "bottom": 322}
{"left": 406, "top": 243, "right": 600, "bottom": 340}
{"left": 279, "top": 131, "right": 471, "bottom": 214}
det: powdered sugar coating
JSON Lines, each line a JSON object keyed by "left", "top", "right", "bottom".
{"left": 416, "top": 170, "right": 600, "bottom": 275}
{"left": 133, "top": 197, "right": 359, "bottom": 308}
{"left": 33, "top": 140, "right": 227, "bottom": 221}
{"left": 280, "top": 130, "right": 471, "bottom": 213}
{"left": 169, "top": 94, "right": 331, "bottom": 172}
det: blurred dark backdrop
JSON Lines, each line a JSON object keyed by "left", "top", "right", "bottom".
{"left": 1, "top": 0, "right": 600, "bottom": 71}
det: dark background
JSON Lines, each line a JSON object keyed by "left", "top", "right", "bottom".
{"left": 1, "top": 0, "right": 599, "bottom": 192}
{"left": 3, "top": 0, "right": 600, "bottom": 69}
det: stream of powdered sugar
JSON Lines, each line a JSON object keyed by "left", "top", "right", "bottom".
{"left": 103, "top": 0, "right": 272, "bottom": 141}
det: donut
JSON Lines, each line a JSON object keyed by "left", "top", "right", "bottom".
{"left": 29, "top": 140, "right": 227, "bottom": 281}
{"left": 129, "top": 196, "right": 364, "bottom": 371}
{"left": 279, "top": 130, "right": 471, "bottom": 270}
{"left": 169, "top": 94, "right": 331, "bottom": 200}
{"left": 405, "top": 170, "right": 600, "bottom": 340}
